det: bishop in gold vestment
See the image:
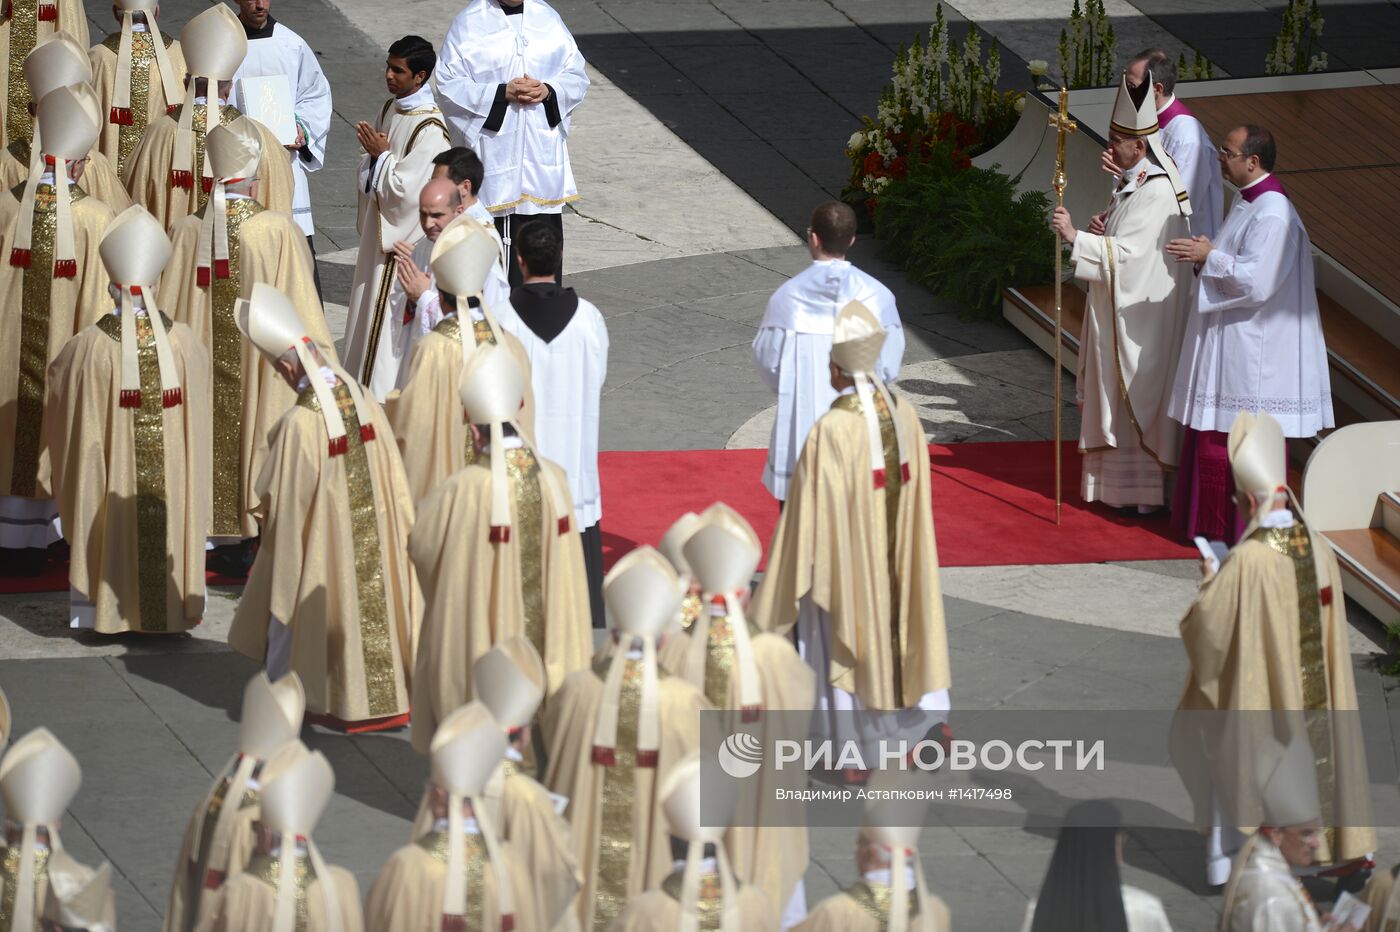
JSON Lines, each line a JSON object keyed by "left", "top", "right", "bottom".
{"left": 0, "top": 0, "right": 88, "bottom": 145}
{"left": 753, "top": 302, "right": 949, "bottom": 742}
{"left": 0, "top": 727, "right": 83, "bottom": 932}
{"left": 1174, "top": 413, "right": 1373, "bottom": 878}
{"left": 161, "top": 117, "right": 329, "bottom": 543}
{"left": 368, "top": 703, "right": 540, "bottom": 932}
{"left": 88, "top": 0, "right": 187, "bottom": 177}
{"left": 229, "top": 284, "right": 418, "bottom": 733}
{"left": 121, "top": 5, "right": 292, "bottom": 229}
{"left": 0, "top": 33, "right": 131, "bottom": 211}
{"left": 44, "top": 205, "right": 211, "bottom": 635}
{"left": 385, "top": 212, "right": 535, "bottom": 505}
{"left": 0, "top": 85, "right": 114, "bottom": 560}
{"left": 164, "top": 672, "right": 304, "bottom": 932}
{"left": 543, "top": 548, "right": 709, "bottom": 931}
{"left": 410, "top": 344, "right": 590, "bottom": 752}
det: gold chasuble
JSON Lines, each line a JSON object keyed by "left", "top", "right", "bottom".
{"left": 0, "top": 183, "right": 113, "bottom": 500}
{"left": 0, "top": 139, "right": 132, "bottom": 211}
{"left": 43, "top": 311, "right": 211, "bottom": 633}
{"left": 162, "top": 200, "right": 330, "bottom": 539}
{"left": 794, "top": 882, "right": 950, "bottom": 932}
{"left": 89, "top": 32, "right": 187, "bottom": 177}
{"left": 365, "top": 830, "right": 538, "bottom": 932}
{"left": 753, "top": 389, "right": 949, "bottom": 711}
{"left": 209, "top": 851, "right": 364, "bottom": 932}
{"left": 165, "top": 761, "right": 260, "bottom": 932}
{"left": 610, "top": 870, "right": 779, "bottom": 931}
{"left": 122, "top": 105, "right": 293, "bottom": 229}
{"left": 230, "top": 380, "right": 419, "bottom": 731}
{"left": 1176, "top": 520, "right": 1374, "bottom": 863}
{"left": 542, "top": 657, "right": 706, "bottom": 930}
{"left": 408, "top": 445, "right": 591, "bottom": 752}
{"left": 385, "top": 312, "right": 536, "bottom": 506}
{"left": 0, "top": 0, "right": 88, "bottom": 146}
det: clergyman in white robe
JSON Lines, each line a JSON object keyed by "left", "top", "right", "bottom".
{"left": 1169, "top": 172, "right": 1333, "bottom": 439}
{"left": 433, "top": 0, "right": 588, "bottom": 283}
{"left": 343, "top": 84, "right": 450, "bottom": 400}
{"left": 1158, "top": 96, "right": 1223, "bottom": 241}
{"left": 752, "top": 259, "right": 904, "bottom": 502}
{"left": 231, "top": 16, "right": 332, "bottom": 244}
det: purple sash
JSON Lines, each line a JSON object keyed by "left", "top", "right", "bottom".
{"left": 1240, "top": 174, "right": 1287, "bottom": 202}
{"left": 1158, "top": 96, "right": 1193, "bottom": 128}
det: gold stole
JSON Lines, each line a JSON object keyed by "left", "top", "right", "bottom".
{"left": 435, "top": 313, "right": 498, "bottom": 468}
{"left": 845, "top": 880, "right": 920, "bottom": 925}
{"left": 247, "top": 852, "right": 316, "bottom": 932}
{"left": 95, "top": 312, "right": 173, "bottom": 630}
{"left": 1250, "top": 523, "right": 1336, "bottom": 835}
{"left": 102, "top": 30, "right": 166, "bottom": 176}
{"left": 506, "top": 446, "right": 545, "bottom": 658}
{"left": 296, "top": 382, "right": 397, "bottom": 716}
{"left": 171, "top": 103, "right": 243, "bottom": 214}
{"left": 4, "top": 0, "right": 39, "bottom": 143}
{"left": 661, "top": 869, "right": 726, "bottom": 929}
{"left": 594, "top": 655, "right": 645, "bottom": 928}
{"left": 208, "top": 196, "right": 264, "bottom": 536}
{"left": 832, "top": 391, "right": 905, "bottom": 700}
{"left": 11, "top": 183, "right": 86, "bottom": 496}
{"left": 419, "top": 831, "right": 487, "bottom": 931}
{"left": 0, "top": 843, "right": 50, "bottom": 932}
{"left": 702, "top": 613, "right": 735, "bottom": 710}
{"left": 679, "top": 593, "right": 702, "bottom": 633}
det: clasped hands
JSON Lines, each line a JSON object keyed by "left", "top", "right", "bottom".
{"left": 393, "top": 241, "right": 432, "bottom": 304}
{"left": 506, "top": 74, "right": 549, "bottom": 105}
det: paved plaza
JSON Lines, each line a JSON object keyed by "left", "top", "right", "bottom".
{"left": 3, "top": 0, "right": 1398, "bottom": 927}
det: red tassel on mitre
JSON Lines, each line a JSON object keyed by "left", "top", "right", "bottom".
{"left": 590, "top": 745, "right": 615, "bottom": 767}
{"left": 201, "top": 177, "right": 214, "bottom": 194}
{"left": 52, "top": 259, "right": 76, "bottom": 279}
{"left": 1, "top": 1, "right": 10, "bottom": 19}
{"left": 328, "top": 435, "right": 348, "bottom": 457}
{"left": 170, "top": 170, "right": 193, "bottom": 190}
{"left": 214, "top": 258, "right": 230, "bottom": 280}
{"left": 9, "top": 248, "right": 31, "bottom": 268}
{"left": 440, "top": 917, "right": 466, "bottom": 932}
{"left": 635, "top": 749, "right": 659, "bottom": 768}
{"left": 557, "top": 516, "right": 571, "bottom": 535}
{"left": 741, "top": 705, "right": 762, "bottom": 723}
{"left": 163, "top": 388, "right": 182, "bottom": 409}
{"left": 37, "top": 3, "right": 55, "bottom": 20}
{"left": 196, "top": 266, "right": 211, "bottom": 287}
{"left": 900, "top": 462, "right": 911, "bottom": 482}
{"left": 872, "top": 468, "right": 887, "bottom": 490}
{"left": 501, "top": 916, "right": 515, "bottom": 932}
{"left": 360, "top": 424, "right": 376, "bottom": 443}
{"left": 109, "top": 107, "right": 133, "bottom": 126}
{"left": 488, "top": 525, "right": 511, "bottom": 544}
{"left": 119, "top": 390, "right": 142, "bottom": 408}
{"left": 1320, "top": 586, "right": 1333, "bottom": 606}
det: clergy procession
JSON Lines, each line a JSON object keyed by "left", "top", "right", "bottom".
{"left": 0, "top": 0, "right": 1389, "bottom": 926}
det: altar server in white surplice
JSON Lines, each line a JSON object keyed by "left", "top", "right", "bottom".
{"left": 752, "top": 200, "right": 903, "bottom": 503}
{"left": 1127, "top": 49, "right": 1223, "bottom": 241}
{"left": 231, "top": 0, "right": 332, "bottom": 264}
{"left": 343, "top": 35, "right": 450, "bottom": 400}
{"left": 434, "top": 0, "right": 588, "bottom": 287}
{"left": 1051, "top": 71, "right": 1193, "bottom": 511}
{"left": 495, "top": 219, "right": 608, "bottom": 628}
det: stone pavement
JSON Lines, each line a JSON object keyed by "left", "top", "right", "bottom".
{"left": 4, "top": 0, "right": 1392, "bottom": 929}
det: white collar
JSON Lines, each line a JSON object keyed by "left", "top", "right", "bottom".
{"left": 1156, "top": 94, "right": 1176, "bottom": 116}
{"left": 109, "top": 303, "right": 149, "bottom": 317}
{"left": 480, "top": 434, "right": 524, "bottom": 453}
{"left": 268, "top": 836, "right": 309, "bottom": 857}
{"left": 863, "top": 865, "right": 918, "bottom": 890}
{"left": 130, "top": 20, "right": 148, "bottom": 32}
{"left": 38, "top": 171, "right": 57, "bottom": 185}
{"left": 395, "top": 85, "right": 437, "bottom": 112}
{"left": 837, "top": 385, "right": 857, "bottom": 397}
{"left": 431, "top": 815, "right": 480, "bottom": 834}
{"left": 1259, "top": 508, "right": 1295, "bottom": 529}
{"left": 295, "top": 365, "right": 339, "bottom": 392}
{"left": 672, "top": 857, "right": 718, "bottom": 873}
{"left": 504, "top": 746, "right": 524, "bottom": 763}
{"left": 1239, "top": 172, "right": 1272, "bottom": 192}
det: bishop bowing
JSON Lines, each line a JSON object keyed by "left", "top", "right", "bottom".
{"left": 0, "top": 84, "right": 114, "bottom": 574}
{"left": 208, "top": 741, "right": 364, "bottom": 932}
{"left": 343, "top": 35, "right": 451, "bottom": 399}
{"left": 609, "top": 754, "right": 779, "bottom": 932}
{"left": 1, "top": 34, "right": 132, "bottom": 210}
{"left": 161, "top": 117, "right": 329, "bottom": 564}
{"left": 41, "top": 850, "right": 117, "bottom": 932}
{"left": 497, "top": 220, "right": 609, "bottom": 625}
{"left": 0, "top": 727, "right": 83, "bottom": 932}
{"left": 88, "top": 0, "right": 186, "bottom": 178}
{"left": 430, "top": 145, "right": 513, "bottom": 287}
{"left": 753, "top": 201, "right": 904, "bottom": 503}
{"left": 1173, "top": 412, "right": 1372, "bottom": 886}
{"left": 43, "top": 205, "right": 210, "bottom": 635}
{"left": 164, "top": 672, "right": 304, "bottom": 932}
{"left": 1168, "top": 126, "right": 1333, "bottom": 541}
{"left": 753, "top": 301, "right": 950, "bottom": 763}
{"left": 386, "top": 212, "right": 534, "bottom": 505}
{"left": 367, "top": 703, "right": 537, "bottom": 931}
{"left": 0, "top": 0, "right": 87, "bottom": 145}
{"left": 434, "top": 0, "right": 589, "bottom": 286}
{"left": 409, "top": 344, "right": 589, "bottom": 752}
{"left": 121, "top": 4, "right": 293, "bottom": 229}
{"left": 1051, "top": 70, "right": 1193, "bottom": 510}
{"left": 543, "top": 547, "right": 708, "bottom": 931}
{"left": 229, "top": 284, "right": 418, "bottom": 734}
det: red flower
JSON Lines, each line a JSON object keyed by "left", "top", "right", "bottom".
{"left": 889, "top": 156, "right": 909, "bottom": 179}
{"left": 863, "top": 152, "right": 884, "bottom": 176}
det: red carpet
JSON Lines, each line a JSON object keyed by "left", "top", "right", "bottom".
{"left": 598, "top": 441, "right": 1195, "bottom": 569}
{"left": 1, "top": 441, "right": 1194, "bottom": 594}
{"left": 0, "top": 565, "right": 248, "bottom": 595}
